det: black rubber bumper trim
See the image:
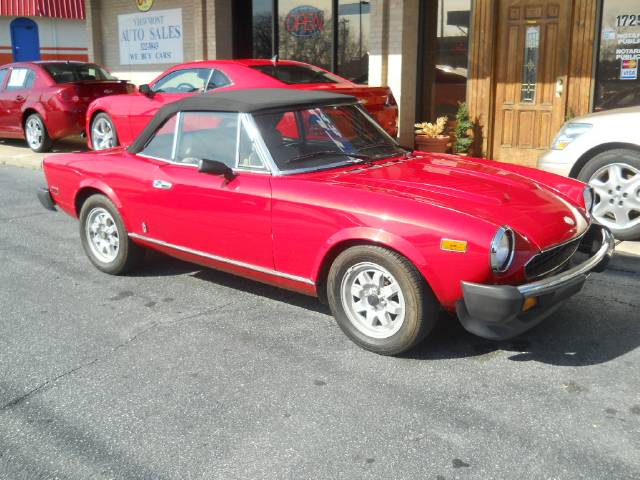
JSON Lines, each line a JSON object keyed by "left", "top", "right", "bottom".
{"left": 37, "top": 187, "right": 57, "bottom": 211}
{"left": 456, "top": 276, "right": 586, "bottom": 340}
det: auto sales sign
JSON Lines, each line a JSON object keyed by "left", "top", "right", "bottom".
{"left": 118, "top": 8, "right": 183, "bottom": 65}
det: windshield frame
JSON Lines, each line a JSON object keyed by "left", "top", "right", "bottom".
{"left": 248, "top": 103, "right": 405, "bottom": 176}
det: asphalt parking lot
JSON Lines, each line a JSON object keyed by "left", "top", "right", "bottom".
{"left": 1, "top": 164, "right": 639, "bottom": 479}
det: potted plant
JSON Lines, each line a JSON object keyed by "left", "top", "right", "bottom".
{"left": 454, "top": 102, "right": 473, "bottom": 156}
{"left": 414, "top": 116, "right": 449, "bottom": 153}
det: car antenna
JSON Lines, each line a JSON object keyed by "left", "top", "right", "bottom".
{"left": 271, "top": 54, "right": 278, "bottom": 66}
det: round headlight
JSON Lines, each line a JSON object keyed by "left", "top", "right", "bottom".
{"left": 490, "top": 226, "right": 515, "bottom": 273}
{"left": 583, "top": 186, "right": 594, "bottom": 213}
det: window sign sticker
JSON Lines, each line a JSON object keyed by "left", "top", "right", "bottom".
{"left": 603, "top": 29, "right": 616, "bottom": 40}
{"left": 8, "top": 68, "right": 27, "bottom": 87}
{"left": 620, "top": 58, "right": 638, "bottom": 80}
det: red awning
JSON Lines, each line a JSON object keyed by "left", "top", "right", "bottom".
{"left": 0, "top": 0, "right": 85, "bottom": 19}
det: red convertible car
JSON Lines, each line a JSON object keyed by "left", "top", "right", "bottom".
{"left": 39, "top": 89, "right": 614, "bottom": 355}
{"left": 0, "top": 61, "right": 132, "bottom": 152}
{"left": 86, "top": 59, "right": 398, "bottom": 150}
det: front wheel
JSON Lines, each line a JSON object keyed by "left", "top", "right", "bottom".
{"left": 25, "top": 113, "right": 53, "bottom": 152}
{"left": 578, "top": 148, "right": 640, "bottom": 240}
{"left": 91, "top": 112, "right": 119, "bottom": 150}
{"left": 79, "top": 194, "right": 144, "bottom": 274}
{"left": 327, "top": 245, "right": 439, "bottom": 355}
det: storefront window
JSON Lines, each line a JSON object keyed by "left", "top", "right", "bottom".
{"left": 278, "top": 0, "right": 333, "bottom": 71}
{"left": 252, "top": 0, "right": 273, "bottom": 59}
{"left": 595, "top": 0, "right": 640, "bottom": 110}
{"left": 337, "top": 1, "right": 370, "bottom": 83}
{"left": 417, "top": 0, "right": 471, "bottom": 121}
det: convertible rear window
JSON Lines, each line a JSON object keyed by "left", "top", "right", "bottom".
{"left": 43, "top": 63, "right": 116, "bottom": 83}
{"left": 250, "top": 64, "right": 340, "bottom": 84}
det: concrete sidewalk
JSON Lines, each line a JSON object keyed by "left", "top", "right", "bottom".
{"left": 0, "top": 137, "right": 88, "bottom": 170}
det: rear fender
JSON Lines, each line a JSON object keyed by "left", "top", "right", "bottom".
{"left": 75, "top": 179, "right": 131, "bottom": 229}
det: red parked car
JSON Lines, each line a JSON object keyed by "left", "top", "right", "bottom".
{"left": 86, "top": 59, "right": 398, "bottom": 150}
{"left": 39, "top": 89, "right": 614, "bottom": 355}
{"left": 0, "top": 61, "right": 133, "bottom": 152}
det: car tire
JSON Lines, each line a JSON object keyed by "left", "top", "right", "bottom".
{"left": 24, "top": 113, "right": 53, "bottom": 153}
{"left": 91, "top": 112, "right": 119, "bottom": 150}
{"left": 577, "top": 148, "right": 640, "bottom": 241}
{"left": 327, "top": 245, "right": 439, "bottom": 355}
{"left": 79, "top": 194, "right": 144, "bottom": 275}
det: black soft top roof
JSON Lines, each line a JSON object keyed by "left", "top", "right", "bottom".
{"left": 128, "top": 88, "right": 356, "bottom": 154}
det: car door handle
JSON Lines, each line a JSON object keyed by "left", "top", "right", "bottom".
{"left": 152, "top": 180, "right": 172, "bottom": 189}
{"left": 15, "top": 95, "right": 25, "bottom": 102}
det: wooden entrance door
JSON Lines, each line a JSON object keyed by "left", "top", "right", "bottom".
{"left": 491, "top": 0, "right": 571, "bottom": 166}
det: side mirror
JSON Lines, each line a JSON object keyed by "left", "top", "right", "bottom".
{"left": 198, "top": 158, "right": 236, "bottom": 181}
{"left": 139, "top": 84, "right": 153, "bottom": 97}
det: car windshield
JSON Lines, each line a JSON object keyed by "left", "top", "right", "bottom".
{"left": 43, "top": 63, "right": 116, "bottom": 83}
{"left": 250, "top": 64, "right": 341, "bottom": 84}
{"left": 252, "top": 104, "right": 406, "bottom": 173}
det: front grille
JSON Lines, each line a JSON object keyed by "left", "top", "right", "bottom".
{"left": 525, "top": 236, "right": 582, "bottom": 280}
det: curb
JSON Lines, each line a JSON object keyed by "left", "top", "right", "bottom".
{"left": 0, "top": 157, "right": 42, "bottom": 170}
{"left": 608, "top": 252, "right": 640, "bottom": 275}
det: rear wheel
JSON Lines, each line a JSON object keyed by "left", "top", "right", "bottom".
{"left": 91, "top": 112, "right": 119, "bottom": 150}
{"left": 79, "top": 194, "right": 143, "bottom": 274}
{"left": 578, "top": 148, "right": 640, "bottom": 240}
{"left": 327, "top": 245, "right": 439, "bottom": 355}
{"left": 25, "top": 113, "right": 53, "bottom": 152}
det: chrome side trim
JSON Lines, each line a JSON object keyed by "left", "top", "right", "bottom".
{"left": 517, "top": 227, "right": 614, "bottom": 297}
{"left": 128, "top": 233, "right": 315, "bottom": 286}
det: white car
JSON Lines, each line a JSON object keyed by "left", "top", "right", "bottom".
{"left": 538, "top": 106, "right": 640, "bottom": 240}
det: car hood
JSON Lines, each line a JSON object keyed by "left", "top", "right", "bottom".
{"left": 312, "top": 154, "right": 588, "bottom": 250}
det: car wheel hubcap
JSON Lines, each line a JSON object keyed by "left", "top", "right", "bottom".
{"left": 340, "top": 262, "right": 406, "bottom": 339}
{"left": 92, "top": 117, "right": 115, "bottom": 150}
{"left": 25, "top": 118, "right": 43, "bottom": 149}
{"left": 86, "top": 207, "right": 119, "bottom": 263}
{"left": 589, "top": 162, "right": 640, "bottom": 231}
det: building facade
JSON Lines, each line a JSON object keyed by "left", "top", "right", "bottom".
{"left": 0, "top": 1, "right": 88, "bottom": 65}
{"left": 84, "top": 0, "right": 640, "bottom": 165}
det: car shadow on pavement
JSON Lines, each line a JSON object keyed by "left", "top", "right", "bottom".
{"left": 406, "top": 301, "right": 640, "bottom": 367}
{"left": 132, "top": 250, "right": 330, "bottom": 315}
{"left": 0, "top": 136, "right": 88, "bottom": 153}
{"left": 130, "top": 251, "right": 639, "bottom": 366}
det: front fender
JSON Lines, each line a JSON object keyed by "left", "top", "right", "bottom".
{"left": 311, "top": 226, "right": 446, "bottom": 301}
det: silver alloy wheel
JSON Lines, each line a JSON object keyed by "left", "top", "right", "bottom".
{"left": 25, "top": 116, "right": 44, "bottom": 150}
{"left": 589, "top": 162, "right": 640, "bottom": 231}
{"left": 86, "top": 207, "right": 120, "bottom": 263}
{"left": 340, "top": 262, "right": 406, "bottom": 339}
{"left": 92, "top": 116, "right": 115, "bottom": 150}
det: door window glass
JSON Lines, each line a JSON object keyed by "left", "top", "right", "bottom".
{"left": 206, "top": 69, "right": 232, "bottom": 90}
{"left": 152, "top": 69, "right": 212, "bottom": 93}
{"left": 521, "top": 26, "right": 540, "bottom": 103}
{"left": 140, "top": 115, "right": 178, "bottom": 160}
{"left": 0, "top": 68, "right": 8, "bottom": 90}
{"left": 7, "top": 68, "right": 34, "bottom": 90}
{"left": 595, "top": 0, "right": 640, "bottom": 110}
{"left": 175, "top": 112, "right": 240, "bottom": 167}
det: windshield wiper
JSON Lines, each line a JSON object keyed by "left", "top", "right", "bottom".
{"left": 285, "top": 150, "right": 373, "bottom": 164}
{"left": 356, "top": 143, "right": 410, "bottom": 155}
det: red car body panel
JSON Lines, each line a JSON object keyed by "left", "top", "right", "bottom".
{"left": 0, "top": 61, "right": 131, "bottom": 141}
{"left": 86, "top": 59, "right": 398, "bottom": 148}
{"left": 42, "top": 147, "right": 590, "bottom": 308}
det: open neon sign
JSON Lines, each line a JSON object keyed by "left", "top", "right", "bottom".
{"left": 284, "top": 6, "right": 325, "bottom": 38}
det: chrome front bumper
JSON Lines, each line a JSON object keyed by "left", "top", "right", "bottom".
{"left": 456, "top": 225, "right": 615, "bottom": 340}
